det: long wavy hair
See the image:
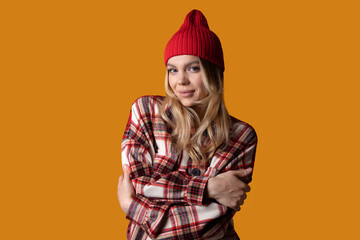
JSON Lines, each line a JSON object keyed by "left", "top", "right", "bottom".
{"left": 160, "top": 58, "right": 231, "bottom": 165}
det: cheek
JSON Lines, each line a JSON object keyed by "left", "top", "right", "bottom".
{"left": 195, "top": 77, "right": 206, "bottom": 92}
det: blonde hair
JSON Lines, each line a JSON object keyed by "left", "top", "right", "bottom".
{"left": 160, "top": 58, "right": 230, "bottom": 165}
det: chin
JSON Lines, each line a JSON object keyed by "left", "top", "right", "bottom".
{"left": 179, "top": 99, "right": 195, "bottom": 107}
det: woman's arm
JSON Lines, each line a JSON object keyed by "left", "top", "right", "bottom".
{"left": 118, "top": 164, "right": 253, "bottom": 215}
{"left": 118, "top": 164, "right": 251, "bottom": 239}
{"left": 117, "top": 164, "right": 135, "bottom": 214}
{"left": 118, "top": 166, "right": 254, "bottom": 239}
{"left": 118, "top": 155, "right": 255, "bottom": 239}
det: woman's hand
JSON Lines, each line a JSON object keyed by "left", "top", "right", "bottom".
{"left": 206, "top": 168, "right": 252, "bottom": 211}
{"left": 117, "top": 164, "right": 135, "bottom": 214}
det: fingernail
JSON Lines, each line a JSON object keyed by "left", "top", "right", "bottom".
{"left": 123, "top": 164, "right": 128, "bottom": 170}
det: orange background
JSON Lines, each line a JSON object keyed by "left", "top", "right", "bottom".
{"left": 1, "top": 0, "right": 359, "bottom": 239}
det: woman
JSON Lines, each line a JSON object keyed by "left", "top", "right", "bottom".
{"left": 118, "top": 9, "right": 257, "bottom": 240}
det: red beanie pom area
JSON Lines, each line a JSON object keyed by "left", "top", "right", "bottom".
{"left": 164, "top": 9, "right": 225, "bottom": 71}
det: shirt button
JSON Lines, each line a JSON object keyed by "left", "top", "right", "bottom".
{"left": 191, "top": 168, "right": 200, "bottom": 176}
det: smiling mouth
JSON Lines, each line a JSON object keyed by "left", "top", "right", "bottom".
{"left": 179, "top": 90, "right": 195, "bottom": 97}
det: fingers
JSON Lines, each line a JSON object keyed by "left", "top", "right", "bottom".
{"left": 242, "top": 193, "right": 247, "bottom": 201}
{"left": 118, "top": 164, "right": 129, "bottom": 188}
{"left": 228, "top": 202, "right": 241, "bottom": 211}
{"left": 118, "top": 175, "right": 124, "bottom": 183}
{"left": 244, "top": 184, "right": 251, "bottom": 192}
{"left": 117, "top": 175, "right": 123, "bottom": 199}
{"left": 118, "top": 175, "right": 124, "bottom": 192}
{"left": 233, "top": 168, "right": 252, "bottom": 178}
{"left": 232, "top": 194, "right": 247, "bottom": 211}
{"left": 231, "top": 205, "right": 241, "bottom": 212}
{"left": 123, "top": 164, "right": 131, "bottom": 179}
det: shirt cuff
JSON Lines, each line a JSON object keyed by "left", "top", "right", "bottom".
{"left": 185, "top": 176, "right": 210, "bottom": 205}
{"left": 126, "top": 195, "right": 151, "bottom": 226}
{"left": 126, "top": 195, "right": 170, "bottom": 238}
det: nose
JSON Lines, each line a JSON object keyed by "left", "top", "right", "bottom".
{"left": 178, "top": 71, "right": 190, "bottom": 85}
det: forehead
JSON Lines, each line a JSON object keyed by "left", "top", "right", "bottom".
{"left": 167, "top": 55, "right": 200, "bottom": 66}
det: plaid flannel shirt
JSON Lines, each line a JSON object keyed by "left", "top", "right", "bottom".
{"left": 121, "top": 96, "right": 257, "bottom": 240}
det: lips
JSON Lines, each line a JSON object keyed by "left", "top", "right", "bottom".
{"left": 178, "top": 90, "right": 195, "bottom": 97}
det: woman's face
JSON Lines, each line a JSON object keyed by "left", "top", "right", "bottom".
{"left": 167, "top": 55, "right": 207, "bottom": 108}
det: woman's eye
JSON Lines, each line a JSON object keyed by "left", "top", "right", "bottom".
{"left": 189, "top": 66, "right": 200, "bottom": 72}
{"left": 168, "top": 68, "right": 177, "bottom": 73}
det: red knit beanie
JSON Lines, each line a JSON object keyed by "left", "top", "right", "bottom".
{"left": 164, "top": 9, "right": 225, "bottom": 71}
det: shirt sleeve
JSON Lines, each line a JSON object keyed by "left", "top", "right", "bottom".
{"left": 208, "top": 118, "right": 257, "bottom": 185}
{"left": 221, "top": 124, "right": 258, "bottom": 184}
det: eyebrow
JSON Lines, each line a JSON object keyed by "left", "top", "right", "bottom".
{"left": 167, "top": 60, "right": 200, "bottom": 68}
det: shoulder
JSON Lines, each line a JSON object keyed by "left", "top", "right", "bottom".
{"left": 130, "top": 95, "right": 165, "bottom": 116}
{"left": 229, "top": 115, "right": 258, "bottom": 146}
{"left": 132, "top": 95, "right": 165, "bottom": 108}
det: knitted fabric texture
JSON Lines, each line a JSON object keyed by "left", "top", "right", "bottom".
{"left": 164, "top": 9, "right": 225, "bottom": 71}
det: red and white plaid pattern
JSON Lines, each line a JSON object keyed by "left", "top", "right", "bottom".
{"left": 121, "top": 96, "right": 257, "bottom": 240}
